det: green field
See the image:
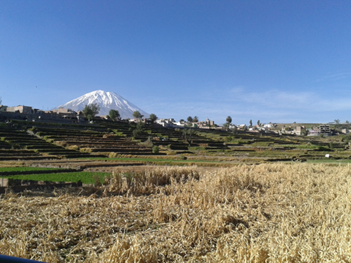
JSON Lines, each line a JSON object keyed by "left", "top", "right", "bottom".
{"left": 82, "top": 156, "right": 234, "bottom": 166}
{"left": 0, "top": 167, "right": 58, "bottom": 173}
{"left": 7, "top": 171, "right": 111, "bottom": 184}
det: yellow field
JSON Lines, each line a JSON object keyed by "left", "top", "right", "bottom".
{"left": 1, "top": 164, "right": 351, "bottom": 262}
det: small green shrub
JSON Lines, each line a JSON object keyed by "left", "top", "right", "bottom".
{"left": 317, "top": 146, "right": 329, "bottom": 151}
{"left": 180, "top": 154, "right": 187, "bottom": 160}
{"left": 133, "top": 129, "right": 141, "bottom": 137}
{"left": 152, "top": 146, "right": 160, "bottom": 154}
{"left": 225, "top": 136, "right": 233, "bottom": 142}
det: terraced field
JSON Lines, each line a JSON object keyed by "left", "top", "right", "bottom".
{"left": 0, "top": 126, "right": 93, "bottom": 160}
{"left": 1, "top": 119, "right": 351, "bottom": 166}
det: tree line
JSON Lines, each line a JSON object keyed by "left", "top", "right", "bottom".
{"left": 82, "top": 103, "right": 157, "bottom": 123}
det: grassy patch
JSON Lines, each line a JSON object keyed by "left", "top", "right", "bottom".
{"left": 6, "top": 171, "right": 111, "bottom": 184}
{"left": 0, "top": 167, "right": 58, "bottom": 173}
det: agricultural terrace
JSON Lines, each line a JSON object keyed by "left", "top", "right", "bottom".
{"left": 1, "top": 164, "right": 351, "bottom": 262}
{"left": 1, "top": 119, "right": 351, "bottom": 166}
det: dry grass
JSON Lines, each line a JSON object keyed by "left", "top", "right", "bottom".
{"left": 80, "top": 148, "right": 92, "bottom": 154}
{"left": 1, "top": 163, "right": 351, "bottom": 262}
{"left": 66, "top": 145, "right": 79, "bottom": 151}
{"left": 54, "top": 141, "right": 67, "bottom": 147}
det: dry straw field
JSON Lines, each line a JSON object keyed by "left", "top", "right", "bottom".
{"left": 1, "top": 163, "right": 351, "bottom": 262}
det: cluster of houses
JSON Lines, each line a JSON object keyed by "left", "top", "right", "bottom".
{"left": 279, "top": 124, "right": 349, "bottom": 136}
{"left": 153, "top": 118, "right": 216, "bottom": 129}
{"left": 0, "top": 105, "right": 85, "bottom": 123}
{"left": 0, "top": 104, "right": 278, "bottom": 134}
{"left": 151, "top": 118, "right": 279, "bottom": 133}
{"left": 2, "top": 104, "right": 348, "bottom": 137}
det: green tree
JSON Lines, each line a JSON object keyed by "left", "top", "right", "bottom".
{"left": 182, "top": 128, "right": 196, "bottom": 146}
{"left": 187, "top": 116, "right": 193, "bottom": 122}
{"left": 335, "top": 119, "right": 340, "bottom": 124}
{"left": 133, "top": 122, "right": 144, "bottom": 137}
{"left": 346, "top": 120, "right": 349, "bottom": 124}
{"left": 149, "top": 113, "right": 157, "bottom": 124}
{"left": 222, "top": 123, "right": 229, "bottom": 131}
{"left": 133, "top": 111, "right": 143, "bottom": 120}
{"left": 193, "top": 116, "right": 199, "bottom": 122}
{"left": 301, "top": 129, "right": 308, "bottom": 136}
{"left": 109, "top": 109, "right": 120, "bottom": 121}
{"left": 257, "top": 120, "right": 260, "bottom": 126}
{"left": 152, "top": 146, "right": 159, "bottom": 154}
{"left": 82, "top": 103, "right": 100, "bottom": 121}
{"left": 249, "top": 119, "right": 253, "bottom": 127}
{"left": 226, "top": 116, "right": 232, "bottom": 124}
{"left": 179, "top": 119, "right": 185, "bottom": 123}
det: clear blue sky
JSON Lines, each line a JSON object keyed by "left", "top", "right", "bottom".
{"left": 1, "top": 0, "right": 350, "bottom": 124}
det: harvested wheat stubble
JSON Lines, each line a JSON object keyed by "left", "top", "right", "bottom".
{"left": 1, "top": 164, "right": 351, "bottom": 262}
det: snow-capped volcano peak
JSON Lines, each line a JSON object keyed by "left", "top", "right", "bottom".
{"left": 56, "top": 90, "right": 149, "bottom": 119}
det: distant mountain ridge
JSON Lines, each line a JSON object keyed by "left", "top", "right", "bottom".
{"left": 56, "top": 90, "right": 149, "bottom": 119}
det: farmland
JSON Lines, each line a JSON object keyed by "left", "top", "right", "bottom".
{"left": 1, "top": 164, "right": 351, "bottom": 262}
{"left": 7, "top": 171, "right": 111, "bottom": 185}
{"left": 1, "top": 120, "right": 351, "bottom": 262}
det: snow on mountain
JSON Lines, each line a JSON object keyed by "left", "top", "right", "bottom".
{"left": 56, "top": 90, "right": 149, "bottom": 119}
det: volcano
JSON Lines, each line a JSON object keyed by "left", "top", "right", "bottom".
{"left": 56, "top": 90, "right": 149, "bottom": 119}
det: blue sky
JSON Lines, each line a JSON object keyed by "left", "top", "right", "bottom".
{"left": 1, "top": 0, "right": 350, "bottom": 124}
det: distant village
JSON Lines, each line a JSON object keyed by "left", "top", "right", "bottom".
{"left": 0, "top": 104, "right": 348, "bottom": 137}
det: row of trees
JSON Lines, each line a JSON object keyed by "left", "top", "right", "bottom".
{"left": 225, "top": 116, "right": 261, "bottom": 127}
{"left": 82, "top": 103, "right": 157, "bottom": 123}
{"left": 186, "top": 116, "right": 199, "bottom": 123}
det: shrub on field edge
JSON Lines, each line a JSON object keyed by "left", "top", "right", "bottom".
{"left": 152, "top": 146, "right": 160, "bottom": 154}
{"left": 139, "top": 137, "right": 154, "bottom": 148}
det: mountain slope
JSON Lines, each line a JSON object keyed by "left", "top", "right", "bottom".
{"left": 56, "top": 90, "right": 149, "bottom": 119}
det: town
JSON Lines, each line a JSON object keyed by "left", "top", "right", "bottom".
{"left": 1, "top": 103, "right": 349, "bottom": 137}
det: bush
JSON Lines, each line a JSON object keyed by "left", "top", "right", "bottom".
{"left": 152, "top": 146, "right": 160, "bottom": 154}
{"left": 180, "top": 154, "right": 187, "bottom": 160}
{"left": 317, "top": 146, "right": 329, "bottom": 151}
{"left": 225, "top": 136, "right": 233, "bottom": 142}
{"left": 139, "top": 137, "right": 154, "bottom": 148}
{"left": 133, "top": 129, "right": 140, "bottom": 137}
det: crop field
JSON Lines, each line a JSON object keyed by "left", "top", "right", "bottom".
{"left": 1, "top": 163, "right": 351, "bottom": 262}
{"left": 0, "top": 167, "right": 57, "bottom": 173}
{"left": 4, "top": 171, "right": 111, "bottom": 184}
